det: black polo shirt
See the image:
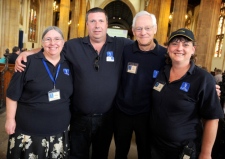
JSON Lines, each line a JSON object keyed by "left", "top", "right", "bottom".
{"left": 116, "top": 39, "right": 167, "bottom": 115}
{"left": 151, "top": 61, "right": 224, "bottom": 149}
{"left": 63, "top": 35, "right": 133, "bottom": 115}
{"left": 7, "top": 51, "right": 73, "bottom": 136}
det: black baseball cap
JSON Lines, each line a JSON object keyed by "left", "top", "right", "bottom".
{"left": 168, "top": 28, "right": 195, "bottom": 42}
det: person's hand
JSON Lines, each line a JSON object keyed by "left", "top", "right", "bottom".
{"left": 216, "top": 84, "right": 221, "bottom": 98}
{"left": 5, "top": 118, "right": 16, "bottom": 135}
{"left": 15, "top": 52, "right": 27, "bottom": 72}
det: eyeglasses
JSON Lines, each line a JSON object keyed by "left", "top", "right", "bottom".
{"left": 42, "top": 37, "right": 63, "bottom": 43}
{"left": 134, "top": 26, "right": 155, "bottom": 32}
{"left": 94, "top": 56, "right": 100, "bottom": 71}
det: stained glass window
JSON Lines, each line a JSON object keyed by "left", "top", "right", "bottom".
{"left": 215, "top": 2, "right": 225, "bottom": 57}
{"left": 28, "top": 0, "right": 38, "bottom": 42}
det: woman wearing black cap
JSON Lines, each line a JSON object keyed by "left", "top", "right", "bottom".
{"left": 150, "top": 28, "right": 224, "bottom": 159}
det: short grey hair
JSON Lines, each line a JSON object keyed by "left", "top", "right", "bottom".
{"left": 132, "top": 11, "right": 157, "bottom": 27}
{"left": 42, "top": 26, "right": 64, "bottom": 39}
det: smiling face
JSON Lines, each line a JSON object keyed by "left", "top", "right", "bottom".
{"left": 167, "top": 37, "right": 195, "bottom": 64}
{"left": 132, "top": 15, "right": 157, "bottom": 50}
{"left": 41, "top": 29, "right": 64, "bottom": 57}
{"left": 86, "top": 12, "right": 108, "bottom": 43}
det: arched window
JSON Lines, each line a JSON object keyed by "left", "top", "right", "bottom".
{"left": 28, "top": 0, "right": 38, "bottom": 42}
{"left": 214, "top": 2, "right": 225, "bottom": 57}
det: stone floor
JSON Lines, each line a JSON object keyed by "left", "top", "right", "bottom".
{"left": 0, "top": 108, "right": 137, "bottom": 159}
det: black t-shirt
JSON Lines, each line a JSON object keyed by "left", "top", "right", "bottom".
{"left": 116, "top": 39, "right": 167, "bottom": 115}
{"left": 7, "top": 51, "right": 73, "bottom": 136}
{"left": 63, "top": 35, "right": 133, "bottom": 115}
{"left": 151, "top": 61, "right": 224, "bottom": 149}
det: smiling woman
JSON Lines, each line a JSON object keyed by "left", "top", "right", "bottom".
{"left": 5, "top": 26, "right": 73, "bottom": 159}
{"left": 41, "top": 26, "right": 65, "bottom": 66}
{"left": 150, "top": 28, "right": 224, "bottom": 159}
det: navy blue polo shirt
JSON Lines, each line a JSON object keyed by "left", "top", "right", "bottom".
{"left": 63, "top": 35, "right": 133, "bottom": 115}
{"left": 7, "top": 51, "right": 73, "bottom": 136}
{"left": 116, "top": 39, "right": 167, "bottom": 115}
{"left": 151, "top": 61, "right": 224, "bottom": 149}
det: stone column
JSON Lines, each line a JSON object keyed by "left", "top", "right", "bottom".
{"left": 59, "top": 0, "right": 70, "bottom": 41}
{"left": 78, "top": 0, "right": 86, "bottom": 37}
{"left": 195, "top": 0, "right": 222, "bottom": 70}
{"left": 70, "top": 0, "right": 80, "bottom": 38}
{"left": 156, "top": 0, "right": 171, "bottom": 46}
{"left": 146, "top": 0, "right": 171, "bottom": 46}
{"left": 146, "top": 0, "right": 161, "bottom": 21}
{"left": 39, "top": 0, "right": 54, "bottom": 37}
{"left": 170, "top": 0, "right": 188, "bottom": 33}
{"left": 0, "top": 0, "right": 20, "bottom": 57}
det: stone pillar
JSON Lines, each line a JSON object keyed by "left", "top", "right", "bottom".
{"left": 85, "top": 1, "right": 91, "bottom": 36}
{"left": 70, "top": 0, "right": 80, "bottom": 38}
{"left": 156, "top": 0, "right": 171, "bottom": 45}
{"left": 0, "top": 0, "right": 20, "bottom": 57}
{"left": 146, "top": 0, "right": 171, "bottom": 46}
{"left": 0, "top": 0, "right": 3, "bottom": 56}
{"left": 146, "top": 0, "right": 161, "bottom": 21}
{"left": 39, "top": 0, "right": 54, "bottom": 37}
{"left": 59, "top": 0, "right": 70, "bottom": 41}
{"left": 170, "top": 0, "right": 188, "bottom": 33}
{"left": 195, "top": 0, "right": 222, "bottom": 70}
{"left": 78, "top": 0, "right": 86, "bottom": 37}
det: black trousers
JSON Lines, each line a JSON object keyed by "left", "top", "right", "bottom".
{"left": 70, "top": 111, "right": 114, "bottom": 159}
{"left": 114, "top": 108, "right": 151, "bottom": 159}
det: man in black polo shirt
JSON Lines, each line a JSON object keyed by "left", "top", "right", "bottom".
{"left": 114, "top": 11, "right": 167, "bottom": 159}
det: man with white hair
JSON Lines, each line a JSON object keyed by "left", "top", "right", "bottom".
{"left": 114, "top": 11, "right": 167, "bottom": 159}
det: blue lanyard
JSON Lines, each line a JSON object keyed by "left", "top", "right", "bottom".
{"left": 42, "top": 59, "right": 61, "bottom": 89}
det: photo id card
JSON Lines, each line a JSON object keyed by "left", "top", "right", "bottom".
{"left": 48, "top": 89, "right": 61, "bottom": 102}
{"left": 106, "top": 51, "right": 114, "bottom": 62}
{"left": 153, "top": 82, "right": 165, "bottom": 92}
{"left": 127, "top": 62, "right": 139, "bottom": 74}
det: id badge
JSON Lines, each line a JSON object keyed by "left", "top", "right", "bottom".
{"left": 153, "top": 82, "right": 165, "bottom": 92}
{"left": 127, "top": 62, "right": 138, "bottom": 74}
{"left": 48, "top": 89, "right": 61, "bottom": 101}
{"left": 106, "top": 51, "right": 114, "bottom": 62}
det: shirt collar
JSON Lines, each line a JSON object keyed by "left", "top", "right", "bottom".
{"left": 82, "top": 34, "right": 113, "bottom": 45}
{"left": 35, "top": 50, "right": 66, "bottom": 64}
{"left": 164, "top": 60, "right": 195, "bottom": 79}
{"left": 132, "top": 39, "right": 159, "bottom": 55}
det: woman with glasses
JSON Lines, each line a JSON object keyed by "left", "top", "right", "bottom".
{"left": 5, "top": 26, "right": 73, "bottom": 159}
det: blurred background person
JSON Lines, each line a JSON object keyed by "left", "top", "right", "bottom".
{"left": 214, "top": 68, "right": 223, "bottom": 84}
{"left": 8, "top": 46, "right": 20, "bottom": 64}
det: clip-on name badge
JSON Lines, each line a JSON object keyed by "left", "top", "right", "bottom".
{"left": 153, "top": 82, "right": 165, "bottom": 92}
{"left": 48, "top": 89, "right": 61, "bottom": 101}
{"left": 127, "top": 62, "right": 138, "bottom": 74}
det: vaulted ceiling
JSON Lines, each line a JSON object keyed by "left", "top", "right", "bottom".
{"left": 103, "top": 0, "right": 213, "bottom": 36}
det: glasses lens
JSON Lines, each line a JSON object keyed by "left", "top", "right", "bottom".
{"left": 94, "top": 56, "right": 100, "bottom": 71}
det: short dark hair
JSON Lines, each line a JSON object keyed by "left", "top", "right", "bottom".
{"left": 12, "top": 46, "right": 20, "bottom": 53}
{"left": 85, "top": 7, "right": 108, "bottom": 22}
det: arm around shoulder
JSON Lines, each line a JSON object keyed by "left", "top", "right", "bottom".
{"left": 15, "top": 48, "right": 41, "bottom": 72}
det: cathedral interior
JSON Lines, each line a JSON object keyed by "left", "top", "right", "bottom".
{"left": 0, "top": 1, "right": 225, "bottom": 158}
{"left": 0, "top": 0, "right": 225, "bottom": 71}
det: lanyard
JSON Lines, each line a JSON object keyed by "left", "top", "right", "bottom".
{"left": 42, "top": 59, "right": 61, "bottom": 89}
